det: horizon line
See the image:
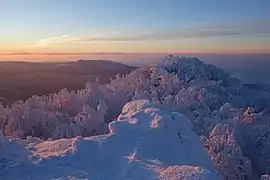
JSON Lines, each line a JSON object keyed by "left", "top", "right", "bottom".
{"left": 1, "top": 52, "right": 270, "bottom": 56}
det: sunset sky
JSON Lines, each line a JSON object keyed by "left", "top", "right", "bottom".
{"left": 0, "top": 0, "right": 269, "bottom": 61}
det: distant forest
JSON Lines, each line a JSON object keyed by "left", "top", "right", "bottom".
{"left": 0, "top": 60, "right": 135, "bottom": 105}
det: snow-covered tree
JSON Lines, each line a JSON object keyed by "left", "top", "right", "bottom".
{"left": 0, "top": 55, "right": 270, "bottom": 179}
{"left": 204, "top": 124, "right": 254, "bottom": 180}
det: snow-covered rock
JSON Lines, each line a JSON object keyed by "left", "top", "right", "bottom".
{"left": 0, "top": 100, "right": 219, "bottom": 180}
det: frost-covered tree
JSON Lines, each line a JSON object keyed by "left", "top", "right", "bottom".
{"left": 204, "top": 124, "right": 254, "bottom": 180}
{"left": 236, "top": 111, "right": 270, "bottom": 177}
{"left": 0, "top": 55, "right": 270, "bottom": 179}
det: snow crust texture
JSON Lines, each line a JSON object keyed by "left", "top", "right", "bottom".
{"left": 0, "top": 100, "right": 219, "bottom": 180}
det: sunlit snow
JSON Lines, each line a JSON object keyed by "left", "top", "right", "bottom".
{"left": 0, "top": 100, "right": 219, "bottom": 180}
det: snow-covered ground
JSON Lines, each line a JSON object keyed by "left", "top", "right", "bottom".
{"left": 0, "top": 100, "right": 219, "bottom": 180}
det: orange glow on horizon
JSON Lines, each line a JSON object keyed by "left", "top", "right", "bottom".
{"left": 0, "top": 50, "right": 269, "bottom": 62}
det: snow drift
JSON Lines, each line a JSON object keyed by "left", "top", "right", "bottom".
{"left": 0, "top": 100, "right": 219, "bottom": 180}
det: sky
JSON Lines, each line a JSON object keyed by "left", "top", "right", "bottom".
{"left": 0, "top": 0, "right": 269, "bottom": 61}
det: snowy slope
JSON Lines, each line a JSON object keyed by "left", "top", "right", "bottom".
{"left": 0, "top": 100, "right": 219, "bottom": 180}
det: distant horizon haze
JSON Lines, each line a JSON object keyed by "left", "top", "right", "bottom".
{"left": 0, "top": 52, "right": 269, "bottom": 63}
{"left": 0, "top": 53, "right": 269, "bottom": 85}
